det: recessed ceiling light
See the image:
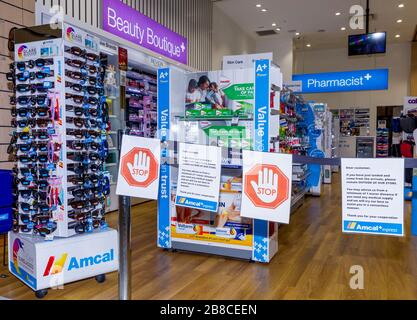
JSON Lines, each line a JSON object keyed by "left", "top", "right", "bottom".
{"left": 306, "top": 44, "right": 311, "bottom": 47}
{"left": 261, "top": 8, "right": 267, "bottom": 12}
{"left": 295, "top": 32, "right": 300, "bottom": 36}
{"left": 395, "top": 34, "right": 401, "bottom": 38}
{"left": 341, "top": 27, "right": 346, "bottom": 31}
{"left": 335, "top": 12, "right": 341, "bottom": 16}
{"left": 397, "top": 19, "right": 403, "bottom": 23}
{"left": 272, "top": 23, "right": 276, "bottom": 27}
{"left": 276, "top": 28, "right": 281, "bottom": 31}
{"left": 398, "top": 4, "right": 404, "bottom": 8}
{"left": 256, "top": 4, "right": 262, "bottom": 8}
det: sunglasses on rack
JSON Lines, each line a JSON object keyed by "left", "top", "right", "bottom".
{"left": 68, "top": 221, "right": 88, "bottom": 234}
{"left": 65, "top": 58, "right": 86, "bottom": 69}
{"left": 6, "top": 72, "right": 15, "bottom": 81}
{"left": 16, "top": 60, "right": 35, "bottom": 71}
{"left": 67, "top": 116, "right": 101, "bottom": 129}
{"left": 65, "top": 81, "right": 103, "bottom": 95}
{"left": 65, "top": 46, "right": 100, "bottom": 61}
{"left": 67, "top": 129, "right": 102, "bottom": 139}
{"left": 17, "top": 95, "right": 50, "bottom": 107}
{"left": 16, "top": 107, "right": 50, "bottom": 118}
{"left": 66, "top": 105, "right": 99, "bottom": 117}
{"left": 12, "top": 118, "right": 52, "bottom": 129}
{"left": 32, "top": 214, "right": 52, "bottom": 225}
{"left": 14, "top": 225, "right": 32, "bottom": 233}
{"left": 16, "top": 82, "right": 54, "bottom": 93}
{"left": 15, "top": 142, "right": 48, "bottom": 153}
{"left": 65, "top": 93, "right": 102, "bottom": 106}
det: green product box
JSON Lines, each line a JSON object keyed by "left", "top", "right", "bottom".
{"left": 185, "top": 109, "right": 201, "bottom": 118}
{"left": 216, "top": 109, "right": 233, "bottom": 117}
{"left": 201, "top": 108, "right": 217, "bottom": 117}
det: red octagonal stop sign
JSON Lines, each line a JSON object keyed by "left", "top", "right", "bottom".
{"left": 121, "top": 147, "right": 159, "bottom": 188}
{"left": 244, "top": 164, "right": 289, "bottom": 209}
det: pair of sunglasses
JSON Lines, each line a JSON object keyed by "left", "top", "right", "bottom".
{"left": 17, "top": 95, "right": 50, "bottom": 107}
{"left": 12, "top": 118, "right": 51, "bottom": 129}
{"left": 66, "top": 105, "right": 100, "bottom": 117}
{"left": 67, "top": 129, "right": 102, "bottom": 139}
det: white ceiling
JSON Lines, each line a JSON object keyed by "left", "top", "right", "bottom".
{"left": 214, "top": 0, "right": 417, "bottom": 50}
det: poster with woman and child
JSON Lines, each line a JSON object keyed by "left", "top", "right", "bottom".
{"left": 184, "top": 69, "right": 255, "bottom": 118}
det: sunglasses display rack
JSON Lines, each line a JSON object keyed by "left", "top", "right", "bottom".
{"left": 7, "top": 24, "right": 118, "bottom": 298}
{"left": 125, "top": 68, "right": 158, "bottom": 137}
{"left": 8, "top": 24, "right": 111, "bottom": 240}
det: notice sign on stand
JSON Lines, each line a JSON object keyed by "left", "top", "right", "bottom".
{"left": 341, "top": 158, "right": 404, "bottom": 236}
{"left": 175, "top": 143, "right": 222, "bottom": 212}
{"left": 241, "top": 151, "right": 293, "bottom": 224}
{"left": 116, "top": 136, "right": 161, "bottom": 199}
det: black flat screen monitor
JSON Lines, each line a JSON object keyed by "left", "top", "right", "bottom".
{"left": 348, "top": 32, "right": 387, "bottom": 56}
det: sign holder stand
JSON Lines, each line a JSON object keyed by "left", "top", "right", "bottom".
{"left": 117, "top": 130, "right": 132, "bottom": 300}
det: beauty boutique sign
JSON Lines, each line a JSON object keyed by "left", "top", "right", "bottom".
{"left": 102, "top": 0, "right": 187, "bottom": 65}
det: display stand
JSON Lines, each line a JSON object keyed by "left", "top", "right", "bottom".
{"left": 157, "top": 60, "right": 283, "bottom": 263}
{"left": 8, "top": 24, "right": 118, "bottom": 297}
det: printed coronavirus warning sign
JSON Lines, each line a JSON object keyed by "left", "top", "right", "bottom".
{"left": 116, "top": 135, "right": 161, "bottom": 199}
{"left": 175, "top": 143, "right": 222, "bottom": 212}
{"left": 241, "top": 151, "right": 293, "bottom": 223}
{"left": 341, "top": 158, "right": 404, "bottom": 237}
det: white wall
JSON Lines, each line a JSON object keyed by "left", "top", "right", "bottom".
{"left": 256, "top": 37, "right": 294, "bottom": 83}
{"left": 294, "top": 42, "right": 412, "bottom": 136}
{"left": 212, "top": 4, "right": 256, "bottom": 70}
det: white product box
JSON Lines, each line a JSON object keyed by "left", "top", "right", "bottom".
{"left": 9, "top": 229, "right": 118, "bottom": 291}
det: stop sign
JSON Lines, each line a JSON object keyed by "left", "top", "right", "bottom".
{"left": 244, "top": 164, "right": 289, "bottom": 209}
{"left": 121, "top": 147, "right": 159, "bottom": 188}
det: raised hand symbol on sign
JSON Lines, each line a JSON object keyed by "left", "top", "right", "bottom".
{"left": 127, "top": 151, "right": 150, "bottom": 183}
{"left": 250, "top": 167, "right": 279, "bottom": 204}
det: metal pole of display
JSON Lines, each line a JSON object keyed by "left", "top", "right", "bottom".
{"left": 117, "top": 129, "right": 132, "bottom": 300}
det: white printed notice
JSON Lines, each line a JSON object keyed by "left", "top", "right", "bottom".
{"left": 175, "top": 143, "right": 222, "bottom": 212}
{"left": 341, "top": 158, "right": 404, "bottom": 237}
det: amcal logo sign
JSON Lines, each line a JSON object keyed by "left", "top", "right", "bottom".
{"left": 43, "top": 249, "right": 115, "bottom": 276}
{"left": 408, "top": 98, "right": 417, "bottom": 104}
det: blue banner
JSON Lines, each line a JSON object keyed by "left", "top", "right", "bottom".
{"left": 344, "top": 221, "right": 403, "bottom": 236}
{"left": 293, "top": 69, "right": 389, "bottom": 93}
{"left": 253, "top": 60, "right": 270, "bottom": 263}
{"left": 157, "top": 68, "right": 171, "bottom": 249}
{"left": 175, "top": 196, "right": 218, "bottom": 212}
{"left": 254, "top": 60, "right": 270, "bottom": 152}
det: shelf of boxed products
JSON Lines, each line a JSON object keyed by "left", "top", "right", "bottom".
{"left": 279, "top": 89, "right": 310, "bottom": 212}
{"left": 125, "top": 69, "right": 158, "bottom": 138}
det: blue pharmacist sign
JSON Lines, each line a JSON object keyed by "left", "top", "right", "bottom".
{"left": 292, "top": 69, "right": 389, "bottom": 93}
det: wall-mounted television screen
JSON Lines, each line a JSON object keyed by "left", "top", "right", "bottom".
{"left": 348, "top": 32, "right": 387, "bottom": 56}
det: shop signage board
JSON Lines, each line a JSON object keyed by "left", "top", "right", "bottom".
{"left": 102, "top": 0, "right": 187, "bottom": 64}
{"left": 241, "top": 151, "right": 293, "bottom": 224}
{"left": 341, "top": 158, "right": 404, "bottom": 237}
{"left": 175, "top": 143, "right": 222, "bottom": 213}
{"left": 223, "top": 53, "right": 273, "bottom": 70}
{"left": 292, "top": 69, "right": 389, "bottom": 93}
{"left": 116, "top": 136, "right": 161, "bottom": 199}
{"left": 404, "top": 96, "right": 417, "bottom": 113}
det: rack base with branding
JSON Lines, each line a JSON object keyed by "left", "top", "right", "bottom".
{"left": 8, "top": 229, "right": 118, "bottom": 298}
